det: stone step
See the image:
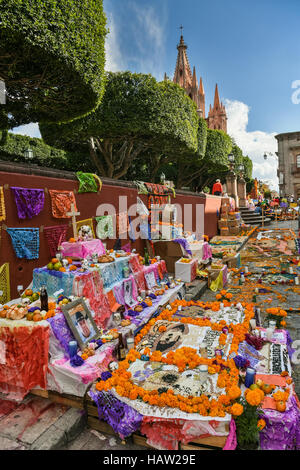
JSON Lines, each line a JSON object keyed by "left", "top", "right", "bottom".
{"left": 0, "top": 395, "right": 86, "bottom": 450}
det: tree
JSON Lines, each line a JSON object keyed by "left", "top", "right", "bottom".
{"left": 0, "top": 0, "right": 107, "bottom": 127}
{"left": 40, "top": 72, "right": 199, "bottom": 179}
{"left": 191, "top": 129, "right": 233, "bottom": 191}
{"left": 0, "top": 132, "right": 94, "bottom": 172}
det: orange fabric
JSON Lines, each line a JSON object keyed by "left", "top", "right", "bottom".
{"left": 212, "top": 182, "right": 223, "bottom": 194}
{"left": 49, "top": 190, "right": 77, "bottom": 219}
{"left": 256, "top": 374, "right": 286, "bottom": 387}
{"left": 107, "top": 290, "right": 121, "bottom": 312}
{"left": 261, "top": 397, "right": 276, "bottom": 410}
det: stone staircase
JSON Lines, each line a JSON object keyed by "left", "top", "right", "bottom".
{"left": 239, "top": 207, "right": 271, "bottom": 226}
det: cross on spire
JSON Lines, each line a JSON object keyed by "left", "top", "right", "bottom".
{"left": 179, "top": 25, "right": 183, "bottom": 35}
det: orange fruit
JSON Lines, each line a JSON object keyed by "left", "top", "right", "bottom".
{"left": 0, "top": 310, "right": 7, "bottom": 318}
{"left": 33, "top": 313, "right": 42, "bottom": 322}
{"left": 51, "top": 258, "right": 59, "bottom": 264}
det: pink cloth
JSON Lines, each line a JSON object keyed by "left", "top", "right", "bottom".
{"left": 61, "top": 239, "right": 105, "bottom": 259}
{"left": 202, "top": 242, "right": 212, "bottom": 260}
{"left": 223, "top": 418, "right": 237, "bottom": 450}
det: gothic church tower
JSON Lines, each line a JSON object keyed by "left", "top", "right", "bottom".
{"left": 167, "top": 32, "right": 227, "bottom": 132}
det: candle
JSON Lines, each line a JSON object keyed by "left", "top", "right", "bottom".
{"left": 244, "top": 266, "right": 249, "bottom": 273}
{"left": 249, "top": 319, "right": 256, "bottom": 330}
{"left": 289, "top": 267, "right": 294, "bottom": 274}
{"left": 199, "top": 365, "right": 208, "bottom": 372}
{"left": 245, "top": 367, "right": 256, "bottom": 388}
{"left": 295, "top": 277, "right": 299, "bottom": 285}
{"left": 266, "top": 328, "right": 273, "bottom": 341}
{"left": 68, "top": 340, "right": 78, "bottom": 358}
{"left": 269, "top": 320, "right": 276, "bottom": 331}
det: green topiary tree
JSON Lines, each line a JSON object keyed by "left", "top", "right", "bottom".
{"left": 0, "top": 132, "right": 93, "bottom": 172}
{"left": 40, "top": 72, "right": 199, "bottom": 179}
{"left": 0, "top": 0, "right": 107, "bottom": 127}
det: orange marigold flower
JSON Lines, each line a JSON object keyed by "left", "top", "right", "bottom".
{"left": 228, "top": 385, "right": 241, "bottom": 400}
{"left": 230, "top": 403, "right": 244, "bottom": 416}
{"left": 257, "top": 419, "right": 266, "bottom": 430}
{"left": 158, "top": 325, "right": 167, "bottom": 333}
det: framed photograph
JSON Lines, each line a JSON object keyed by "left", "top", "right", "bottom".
{"left": 61, "top": 297, "right": 99, "bottom": 350}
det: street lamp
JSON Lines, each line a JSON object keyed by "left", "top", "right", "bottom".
{"left": 228, "top": 153, "right": 235, "bottom": 171}
{"left": 24, "top": 148, "right": 34, "bottom": 160}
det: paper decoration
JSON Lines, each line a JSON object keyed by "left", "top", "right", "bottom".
{"left": 0, "top": 263, "right": 10, "bottom": 304}
{"left": 49, "top": 189, "right": 77, "bottom": 218}
{"left": 0, "top": 187, "right": 6, "bottom": 222}
{"left": 95, "top": 215, "right": 114, "bottom": 239}
{"left": 44, "top": 224, "right": 69, "bottom": 257}
{"left": 117, "top": 212, "right": 129, "bottom": 237}
{"left": 10, "top": 187, "right": 44, "bottom": 219}
{"left": 76, "top": 218, "right": 95, "bottom": 239}
{"left": 76, "top": 172, "right": 102, "bottom": 193}
{"left": 7, "top": 227, "right": 40, "bottom": 259}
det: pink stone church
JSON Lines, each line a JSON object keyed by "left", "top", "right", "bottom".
{"left": 166, "top": 33, "right": 227, "bottom": 132}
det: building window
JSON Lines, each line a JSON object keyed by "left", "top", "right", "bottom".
{"left": 297, "top": 155, "right": 300, "bottom": 168}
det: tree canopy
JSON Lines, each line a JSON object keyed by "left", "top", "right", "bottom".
{"left": 40, "top": 72, "right": 199, "bottom": 179}
{"left": 0, "top": 132, "right": 94, "bottom": 172}
{"left": 0, "top": 0, "right": 107, "bottom": 127}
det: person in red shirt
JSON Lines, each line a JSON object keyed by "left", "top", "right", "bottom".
{"left": 212, "top": 179, "right": 223, "bottom": 196}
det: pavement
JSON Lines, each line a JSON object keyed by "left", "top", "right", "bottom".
{"left": 0, "top": 220, "right": 299, "bottom": 451}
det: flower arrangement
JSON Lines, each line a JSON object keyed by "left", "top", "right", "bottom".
{"left": 95, "top": 299, "right": 256, "bottom": 418}
{"left": 265, "top": 307, "right": 287, "bottom": 328}
{"left": 234, "top": 391, "right": 265, "bottom": 449}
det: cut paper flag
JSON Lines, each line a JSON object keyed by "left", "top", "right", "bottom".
{"left": 49, "top": 190, "right": 77, "bottom": 218}
{"left": 11, "top": 187, "right": 44, "bottom": 219}
{"left": 76, "top": 172, "right": 102, "bottom": 193}
{"left": 0, "top": 187, "right": 6, "bottom": 222}
{"left": 0, "top": 263, "right": 10, "bottom": 304}
{"left": 117, "top": 212, "right": 128, "bottom": 238}
{"left": 44, "top": 224, "right": 69, "bottom": 257}
{"left": 95, "top": 215, "right": 114, "bottom": 239}
{"left": 76, "top": 218, "right": 95, "bottom": 239}
{"left": 7, "top": 227, "right": 39, "bottom": 259}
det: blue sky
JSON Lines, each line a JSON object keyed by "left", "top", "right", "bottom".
{"left": 13, "top": 0, "right": 300, "bottom": 190}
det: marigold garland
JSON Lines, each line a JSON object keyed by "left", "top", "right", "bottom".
{"left": 95, "top": 298, "right": 257, "bottom": 417}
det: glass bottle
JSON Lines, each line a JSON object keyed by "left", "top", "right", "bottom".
{"left": 117, "top": 333, "right": 127, "bottom": 361}
{"left": 40, "top": 285, "right": 48, "bottom": 311}
{"left": 144, "top": 247, "right": 150, "bottom": 266}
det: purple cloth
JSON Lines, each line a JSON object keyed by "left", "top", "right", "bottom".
{"left": 11, "top": 186, "right": 44, "bottom": 219}
{"left": 260, "top": 395, "right": 300, "bottom": 450}
{"left": 173, "top": 238, "right": 192, "bottom": 256}
{"left": 47, "top": 312, "right": 75, "bottom": 358}
{"left": 89, "top": 390, "right": 143, "bottom": 439}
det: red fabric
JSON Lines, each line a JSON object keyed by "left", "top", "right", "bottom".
{"left": 212, "top": 182, "right": 223, "bottom": 194}
{"left": 0, "top": 324, "right": 49, "bottom": 401}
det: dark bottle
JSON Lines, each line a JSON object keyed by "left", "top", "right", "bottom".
{"left": 117, "top": 333, "right": 127, "bottom": 361}
{"left": 144, "top": 247, "right": 150, "bottom": 266}
{"left": 40, "top": 285, "right": 48, "bottom": 311}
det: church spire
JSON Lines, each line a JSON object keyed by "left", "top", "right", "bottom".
{"left": 173, "top": 31, "right": 193, "bottom": 89}
{"left": 213, "top": 84, "right": 221, "bottom": 109}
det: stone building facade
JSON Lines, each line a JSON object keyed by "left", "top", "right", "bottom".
{"left": 166, "top": 34, "right": 227, "bottom": 132}
{"left": 275, "top": 131, "right": 300, "bottom": 199}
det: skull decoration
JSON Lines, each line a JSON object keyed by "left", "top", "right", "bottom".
{"left": 81, "top": 259, "right": 89, "bottom": 270}
{"left": 108, "top": 361, "right": 119, "bottom": 372}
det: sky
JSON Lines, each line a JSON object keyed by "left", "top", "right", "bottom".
{"left": 12, "top": 0, "right": 300, "bottom": 190}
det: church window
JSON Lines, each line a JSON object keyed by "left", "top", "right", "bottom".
{"left": 297, "top": 155, "right": 300, "bottom": 168}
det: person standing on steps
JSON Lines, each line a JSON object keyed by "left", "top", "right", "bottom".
{"left": 212, "top": 179, "right": 223, "bottom": 196}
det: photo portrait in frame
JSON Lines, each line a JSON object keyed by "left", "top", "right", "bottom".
{"left": 61, "top": 297, "right": 99, "bottom": 350}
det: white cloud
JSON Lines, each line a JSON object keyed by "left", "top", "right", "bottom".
{"left": 11, "top": 122, "right": 41, "bottom": 139}
{"left": 105, "top": 11, "right": 126, "bottom": 72}
{"left": 225, "top": 99, "right": 278, "bottom": 191}
{"left": 104, "top": 1, "right": 166, "bottom": 80}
